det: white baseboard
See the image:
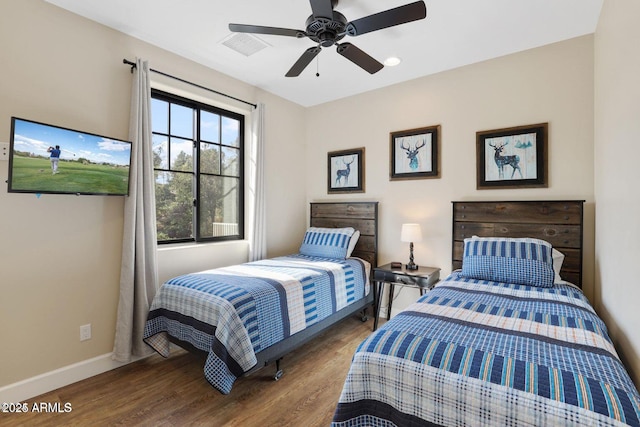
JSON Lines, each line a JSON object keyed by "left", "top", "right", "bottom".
{"left": 0, "top": 352, "right": 147, "bottom": 403}
{"left": 377, "top": 307, "right": 404, "bottom": 321}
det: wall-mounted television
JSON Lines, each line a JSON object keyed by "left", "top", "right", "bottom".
{"left": 8, "top": 117, "right": 132, "bottom": 196}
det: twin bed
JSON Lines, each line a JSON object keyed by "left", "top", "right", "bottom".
{"left": 143, "top": 202, "right": 378, "bottom": 394}
{"left": 332, "top": 200, "right": 640, "bottom": 426}
{"left": 143, "top": 200, "right": 639, "bottom": 426}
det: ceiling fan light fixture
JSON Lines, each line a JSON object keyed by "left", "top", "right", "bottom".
{"left": 384, "top": 56, "right": 402, "bottom": 67}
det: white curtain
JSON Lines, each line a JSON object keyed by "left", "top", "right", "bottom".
{"left": 113, "top": 58, "right": 158, "bottom": 362}
{"left": 248, "top": 102, "right": 266, "bottom": 261}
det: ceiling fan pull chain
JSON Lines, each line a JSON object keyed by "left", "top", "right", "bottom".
{"left": 316, "top": 53, "right": 320, "bottom": 77}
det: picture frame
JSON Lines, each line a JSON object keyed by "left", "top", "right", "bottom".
{"left": 390, "top": 125, "right": 439, "bottom": 180}
{"left": 327, "top": 147, "right": 365, "bottom": 193}
{"left": 476, "top": 123, "right": 548, "bottom": 189}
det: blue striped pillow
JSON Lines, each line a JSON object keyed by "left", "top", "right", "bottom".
{"left": 461, "top": 237, "right": 555, "bottom": 287}
{"left": 299, "top": 227, "right": 356, "bottom": 259}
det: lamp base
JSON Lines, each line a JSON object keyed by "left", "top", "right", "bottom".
{"left": 406, "top": 241, "right": 418, "bottom": 270}
{"left": 406, "top": 262, "right": 418, "bottom": 270}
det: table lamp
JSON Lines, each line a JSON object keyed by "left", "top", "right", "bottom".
{"left": 401, "top": 223, "right": 422, "bottom": 270}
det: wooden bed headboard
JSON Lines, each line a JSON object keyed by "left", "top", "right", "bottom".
{"left": 452, "top": 200, "right": 584, "bottom": 288}
{"left": 310, "top": 202, "right": 378, "bottom": 268}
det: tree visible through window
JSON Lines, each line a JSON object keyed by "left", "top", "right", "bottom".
{"left": 151, "top": 90, "right": 244, "bottom": 243}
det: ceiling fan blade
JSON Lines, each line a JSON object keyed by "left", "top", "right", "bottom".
{"left": 229, "top": 23, "right": 306, "bottom": 38}
{"left": 346, "top": 1, "right": 427, "bottom": 36}
{"left": 336, "top": 43, "right": 383, "bottom": 74}
{"left": 309, "top": 0, "right": 334, "bottom": 19}
{"left": 286, "top": 46, "right": 322, "bottom": 77}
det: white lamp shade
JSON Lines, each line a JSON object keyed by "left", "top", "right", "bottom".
{"left": 401, "top": 223, "right": 423, "bottom": 243}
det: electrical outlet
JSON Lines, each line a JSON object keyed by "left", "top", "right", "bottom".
{"left": 0, "top": 142, "right": 9, "bottom": 161}
{"left": 80, "top": 324, "right": 92, "bottom": 341}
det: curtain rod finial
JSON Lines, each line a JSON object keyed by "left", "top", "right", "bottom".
{"left": 123, "top": 58, "right": 136, "bottom": 73}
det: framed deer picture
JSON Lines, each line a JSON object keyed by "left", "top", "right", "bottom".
{"left": 390, "top": 125, "right": 440, "bottom": 180}
{"left": 476, "top": 123, "right": 548, "bottom": 189}
{"left": 327, "top": 147, "right": 365, "bottom": 193}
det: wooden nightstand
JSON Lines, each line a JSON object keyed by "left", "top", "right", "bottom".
{"left": 373, "top": 263, "right": 440, "bottom": 330}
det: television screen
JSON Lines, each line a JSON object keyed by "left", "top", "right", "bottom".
{"left": 8, "top": 117, "right": 132, "bottom": 196}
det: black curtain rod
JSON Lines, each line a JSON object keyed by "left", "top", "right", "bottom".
{"left": 123, "top": 59, "right": 257, "bottom": 109}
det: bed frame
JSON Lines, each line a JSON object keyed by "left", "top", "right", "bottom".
{"left": 452, "top": 200, "right": 584, "bottom": 287}
{"left": 245, "top": 201, "right": 378, "bottom": 378}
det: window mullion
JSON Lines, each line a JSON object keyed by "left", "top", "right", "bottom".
{"left": 193, "top": 108, "right": 199, "bottom": 241}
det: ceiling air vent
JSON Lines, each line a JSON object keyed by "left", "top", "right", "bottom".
{"left": 221, "top": 33, "right": 270, "bottom": 57}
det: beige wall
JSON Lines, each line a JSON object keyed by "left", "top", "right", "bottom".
{"left": 3, "top": 0, "right": 638, "bottom": 397}
{"left": 594, "top": 0, "right": 640, "bottom": 385}
{"left": 0, "top": 0, "right": 306, "bottom": 387}
{"left": 306, "top": 35, "right": 595, "bottom": 314}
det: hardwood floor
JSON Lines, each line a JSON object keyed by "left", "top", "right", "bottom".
{"left": 3, "top": 315, "right": 379, "bottom": 427}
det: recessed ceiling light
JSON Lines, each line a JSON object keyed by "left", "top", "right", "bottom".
{"left": 384, "top": 56, "right": 402, "bottom": 67}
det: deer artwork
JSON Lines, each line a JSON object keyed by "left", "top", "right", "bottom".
{"left": 401, "top": 138, "right": 426, "bottom": 170}
{"left": 335, "top": 156, "right": 355, "bottom": 186}
{"left": 489, "top": 141, "right": 522, "bottom": 179}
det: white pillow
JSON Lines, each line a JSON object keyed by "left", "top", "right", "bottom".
{"left": 346, "top": 230, "right": 360, "bottom": 258}
{"left": 552, "top": 248, "right": 565, "bottom": 284}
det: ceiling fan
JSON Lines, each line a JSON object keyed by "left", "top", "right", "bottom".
{"left": 228, "top": 0, "right": 427, "bottom": 77}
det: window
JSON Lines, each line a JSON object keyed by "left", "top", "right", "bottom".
{"left": 151, "top": 89, "right": 244, "bottom": 243}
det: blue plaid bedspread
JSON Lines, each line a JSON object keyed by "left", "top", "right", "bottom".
{"left": 143, "top": 254, "right": 369, "bottom": 394}
{"left": 333, "top": 272, "right": 640, "bottom": 426}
